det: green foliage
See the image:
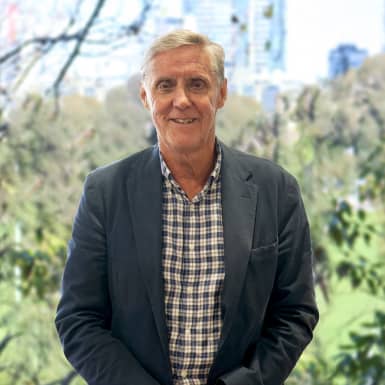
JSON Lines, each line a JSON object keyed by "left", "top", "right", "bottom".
{"left": 0, "top": 279, "right": 81, "bottom": 384}
{"left": 279, "top": 54, "right": 385, "bottom": 385}
{"left": 359, "top": 137, "right": 385, "bottom": 202}
{"left": 287, "top": 352, "right": 330, "bottom": 385}
{"left": 332, "top": 311, "right": 385, "bottom": 385}
{"left": 0, "top": 81, "right": 149, "bottom": 384}
{"left": 327, "top": 199, "right": 384, "bottom": 295}
{"left": 1, "top": 54, "right": 385, "bottom": 384}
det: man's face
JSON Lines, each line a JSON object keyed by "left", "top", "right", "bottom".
{"left": 140, "top": 45, "right": 227, "bottom": 157}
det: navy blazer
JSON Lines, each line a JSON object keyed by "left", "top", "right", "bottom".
{"left": 55, "top": 143, "right": 318, "bottom": 385}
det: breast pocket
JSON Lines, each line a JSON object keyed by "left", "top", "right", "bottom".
{"left": 250, "top": 240, "right": 278, "bottom": 261}
{"left": 249, "top": 241, "right": 278, "bottom": 287}
{"left": 247, "top": 241, "right": 279, "bottom": 301}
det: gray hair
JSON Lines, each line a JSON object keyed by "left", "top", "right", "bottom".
{"left": 141, "top": 29, "right": 225, "bottom": 84}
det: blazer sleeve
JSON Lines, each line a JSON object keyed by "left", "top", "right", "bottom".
{"left": 217, "top": 175, "right": 319, "bottom": 385}
{"left": 55, "top": 173, "right": 161, "bottom": 385}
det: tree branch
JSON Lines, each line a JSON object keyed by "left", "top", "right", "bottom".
{"left": 0, "top": 0, "right": 153, "bottom": 106}
{"left": 0, "top": 33, "right": 82, "bottom": 65}
{"left": 52, "top": 0, "right": 107, "bottom": 98}
{"left": 0, "top": 333, "right": 22, "bottom": 355}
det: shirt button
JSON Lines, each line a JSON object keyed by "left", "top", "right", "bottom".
{"left": 181, "top": 370, "right": 188, "bottom": 377}
{"left": 186, "top": 286, "right": 194, "bottom": 294}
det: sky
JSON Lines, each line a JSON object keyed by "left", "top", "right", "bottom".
{"left": 1, "top": 0, "right": 384, "bottom": 88}
{"left": 121, "top": 0, "right": 385, "bottom": 83}
{"left": 114, "top": 0, "right": 385, "bottom": 83}
{"left": 286, "top": 0, "right": 384, "bottom": 82}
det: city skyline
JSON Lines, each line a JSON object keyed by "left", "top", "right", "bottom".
{"left": 286, "top": 0, "right": 384, "bottom": 82}
{"left": 1, "top": 0, "right": 384, "bottom": 97}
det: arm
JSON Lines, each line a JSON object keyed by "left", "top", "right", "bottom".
{"left": 218, "top": 176, "right": 319, "bottom": 385}
{"left": 55, "top": 174, "right": 161, "bottom": 385}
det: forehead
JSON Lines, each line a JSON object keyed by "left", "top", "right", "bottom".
{"left": 146, "top": 45, "right": 214, "bottom": 81}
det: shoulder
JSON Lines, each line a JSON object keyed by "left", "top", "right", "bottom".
{"left": 221, "top": 143, "right": 298, "bottom": 191}
{"left": 85, "top": 146, "right": 157, "bottom": 188}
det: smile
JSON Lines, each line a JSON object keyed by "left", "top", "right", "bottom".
{"left": 170, "top": 118, "right": 196, "bottom": 124}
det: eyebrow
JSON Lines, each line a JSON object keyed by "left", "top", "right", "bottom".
{"left": 153, "top": 74, "right": 211, "bottom": 83}
{"left": 154, "top": 77, "right": 174, "bottom": 82}
{"left": 152, "top": 77, "right": 175, "bottom": 86}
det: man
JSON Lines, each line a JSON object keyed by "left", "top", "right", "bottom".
{"left": 55, "top": 30, "right": 318, "bottom": 385}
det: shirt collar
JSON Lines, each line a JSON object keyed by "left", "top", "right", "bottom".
{"left": 159, "top": 141, "right": 222, "bottom": 183}
{"left": 159, "top": 141, "right": 222, "bottom": 203}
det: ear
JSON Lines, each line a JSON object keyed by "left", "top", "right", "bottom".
{"left": 216, "top": 78, "right": 228, "bottom": 109}
{"left": 140, "top": 85, "right": 149, "bottom": 110}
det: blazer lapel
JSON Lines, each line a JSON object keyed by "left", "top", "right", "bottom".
{"left": 126, "top": 146, "right": 171, "bottom": 371}
{"left": 125, "top": 144, "right": 258, "bottom": 380}
{"left": 219, "top": 144, "right": 259, "bottom": 348}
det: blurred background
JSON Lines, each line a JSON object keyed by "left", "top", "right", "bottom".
{"left": 0, "top": 0, "right": 385, "bottom": 384}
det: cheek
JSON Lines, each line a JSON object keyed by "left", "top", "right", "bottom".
{"left": 207, "top": 95, "right": 220, "bottom": 110}
{"left": 204, "top": 102, "right": 219, "bottom": 120}
{"left": 151, "top": 100, "right": 168, "bottom": 118}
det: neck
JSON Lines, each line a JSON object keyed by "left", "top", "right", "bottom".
{"left": 160, "top": 143, "right": 216, "bottom": 200}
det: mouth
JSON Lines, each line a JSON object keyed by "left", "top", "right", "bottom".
{"left": 169, "top": 118, "right": 197, "bottom": 124}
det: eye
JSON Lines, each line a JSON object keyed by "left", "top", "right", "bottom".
{"left": 189, "top": 78, "right": 207, "bottom": 91}
{"left": 156, "top": 79, "right": 174, "bottom": 92}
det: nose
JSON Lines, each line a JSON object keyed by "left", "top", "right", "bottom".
{"left": 173, "top": 85, "right": 191, "bottom": 109}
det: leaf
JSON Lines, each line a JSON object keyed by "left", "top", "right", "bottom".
{"left": 336, "top": 261, "right": 352, "bottom": 277}
{"left": 357, "top": 209, "right": 366, "bottom": 221}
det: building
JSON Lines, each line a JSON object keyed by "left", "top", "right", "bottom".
{"left": 248, "top": 0, "right": 286, "bottom": 74}
{"left": 182, "top": 0, "right": 235, "bottom": 73}
{"left": 179, "top": 0, "right": 287, "bottom": 100}
{"left": 1, "top": 0, "right": 288, "bottom": 107}
{"left": 233, "top": 0, "right": 286, "bottom": 101}
{"left": 328, "top": 44, "right": 368, "bottom": 79}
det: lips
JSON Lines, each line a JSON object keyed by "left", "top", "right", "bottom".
{"left": 169, "top": 118, "right": 196, "bottom": 124}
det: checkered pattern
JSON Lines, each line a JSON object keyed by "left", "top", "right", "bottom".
{"left": 160, "top": 146, "right": 225, "bottom": 385}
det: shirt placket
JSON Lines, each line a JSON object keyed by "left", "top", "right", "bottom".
{"left": 166, "top": 188, "right": 183, "bottom": 376}
{"left": 178, "top": 197, "right": 197, "bottom": 382}
{"left": 161, "top": 149, "right": 224, "bottom": 385}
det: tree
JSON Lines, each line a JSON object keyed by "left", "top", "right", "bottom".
{"left": 279, "top": 55, "right": 385, "bottom": 385}
{"left": 0, "top": 0, "right": 152, "bottom": 102}
{"left": 0, "top": 85, "right": 151, "bottom": 384}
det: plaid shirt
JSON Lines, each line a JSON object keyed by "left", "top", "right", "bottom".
{"left": 160, "top": 146, "right": 225, "bottom": 385}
